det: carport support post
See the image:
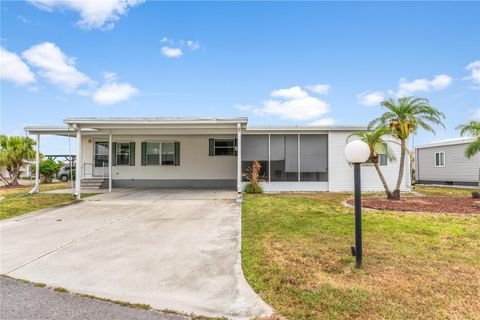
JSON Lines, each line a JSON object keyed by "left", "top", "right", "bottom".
{"left": 236, "top": 123, "right": 243, "bottom": 203}
{"left": 32, "top": 134, "right": 40, "bottom": 194}
{"left": 75, "top": 127, "right": 82, "bottom": 200}
{"left": 108, "top": 132, "right": 112, "bottom": 192}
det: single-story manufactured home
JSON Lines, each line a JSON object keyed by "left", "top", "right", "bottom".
{"left": 25, "top": 117, "right": 410, "bottom": 198}
{"left": 415, "top": 137, "right": 480, "bottom": 186}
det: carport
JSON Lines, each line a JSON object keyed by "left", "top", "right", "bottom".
{"left": 25, "top": 117, "right": 247, "bottom": 202}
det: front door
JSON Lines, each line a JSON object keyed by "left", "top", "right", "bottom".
{"left": 93, "top": 141, "right": 109, "bottom": 177}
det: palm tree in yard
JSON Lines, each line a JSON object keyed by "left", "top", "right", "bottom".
{"left": 348, "top": 127, "right": 397, "bottom": 199}
{"left": 456, "top": 120, "right": 480, "bottom": 188}
{"left": 0, "top": 135, "right": 36, "bottom": 186}
{"left": 369, "top": 97, "right": 445, "bottom": 200}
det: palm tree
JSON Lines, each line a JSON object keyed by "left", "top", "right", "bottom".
{"left": 348, "top": 127, "right": 397, "bottom": 199}
{"left": 369, "top": 97, "right": 445, "bottom": 200}
{"left": 456, "top": 120, "right": 480, "bottom": 158}
{"left": 456, "top": 120, "right": 480, "bottom": 188}
{"left": 0, "top": 135, "right": 36, "bottom": 186}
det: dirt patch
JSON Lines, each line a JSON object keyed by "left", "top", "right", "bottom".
{"left": 347, "top": 196, "right": 480, "bottom": 214}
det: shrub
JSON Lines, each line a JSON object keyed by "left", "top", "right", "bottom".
{"left": 243, "top": 160, "right": 263, "bottom": 194}
{"left": 33, "top": 159, "right": 63, "bottom": 183}
{"left": 472, "top": 191, "right": 480, "bottom": 199}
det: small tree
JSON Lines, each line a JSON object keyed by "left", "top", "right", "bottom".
{"left": 243, "top": 160, "right": 263, "bottom": 194}
{"left": 348, "top": 127, "right": 397, "bottom": 199}
{"left": 33, "top": 159, "right": 63, "bottom": 183}
{"left": 369, "top": 97, "right": 445, "bottom": 200}
{"left": 0, "top": 135, "right": 36, "bottom": 186}
{"left": 456, "top": 120, "right": 480, "bottom": 189}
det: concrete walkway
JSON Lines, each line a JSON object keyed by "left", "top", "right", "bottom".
{"left": 0, "top": 189, "right": 272, "bottom": 319}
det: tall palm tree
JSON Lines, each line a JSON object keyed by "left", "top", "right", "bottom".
{"left": 369, "top": 97, "right": 445, "bottom": 200}
{"left": 456, "top": 120, "right": 480, "bottom": 189}
{"left": 348, "top": 127, "right": 397, "bottom": 199}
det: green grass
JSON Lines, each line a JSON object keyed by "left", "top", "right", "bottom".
{"left": 0, "top": 183, "right": 97, "bottom": 220}
{"left": 242, "top": 189, "right": 480, "bottom": 319}
{"left": 413, "top": 185, "right": 477, "bottom": 197}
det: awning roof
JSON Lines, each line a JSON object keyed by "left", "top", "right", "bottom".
{"left": 24, "top": 117, "right": 368, "bottom": 136}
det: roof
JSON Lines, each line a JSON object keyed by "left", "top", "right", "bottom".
{"left": 24, "top": 117, "right": 368, "bottom": 134}
{"left": 415, "top": 136, "right": 477, "bottom": 149}
{"left": 63, "top": 117, "right": 248, "bottom": 125}
{"left": 23, "top": 126, "right": 77, "bottom": 136}
{"left": 246, "top": 125, "right": 367, "bottom": 132}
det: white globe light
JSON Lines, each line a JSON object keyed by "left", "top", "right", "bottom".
{"left": 345, "top": 140, "right": 370, "bottom": 164}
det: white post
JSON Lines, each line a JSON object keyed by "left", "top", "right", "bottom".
{"left": 236, "top": 123, "right": 242, "bottom": 203}
{"left": 75, "top": 128, "right": 82, "bottom": 200}
{"left": 33, "top": 134, "right": 40, "bottom": 193}
{"left": 108, "top": 132, "right": 112, "bottom": 192}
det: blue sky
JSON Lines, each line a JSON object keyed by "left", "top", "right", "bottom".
{"left": 1, "top": 1, "right": 479, "bottom": 153}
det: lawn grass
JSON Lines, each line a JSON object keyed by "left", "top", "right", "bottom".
{"left": 413, "top": 185, "right": 477, "bottom": 197}
{"left": 242, "top": 189, "right": 480, "bottom": 319}
{"left": 0, "top": 183, "right": 97, "bottom": 220}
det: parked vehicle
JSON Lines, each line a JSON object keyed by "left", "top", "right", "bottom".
{"left": 57, "top": 165, "right": 75, "bottom": 182}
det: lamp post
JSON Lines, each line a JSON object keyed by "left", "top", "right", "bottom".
{"left": 345, "top": 140, "right": 370, "bottom": 268}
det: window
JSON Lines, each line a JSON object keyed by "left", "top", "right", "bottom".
{"left": 435, "top": 151, "right": 445, "bottom": 167}
{"left": 365, "top": 143, "right": 388, "bottom": 166}
{"left": 209, "top": 138, "right": 236, "bottom": 156}
{"left": 270, "top": 135, "right": 298, "bottom": 181}
{"left": 241, "top": 135, "right": 269, "bottom": 181}
{"left": 141, "top": 142, "right": 179, "bottom": 166}
{"left": 94, "top": 142, "right": 108, "bottom": 167}
{"left": 300, "top": 135, "right": 328, "bottom": 181}
{"left": 162, "top": 142, "right": 175, "bottom": 165}
{"left": 146, "top": 142, "right": 160, "bottom": 165}
{"left": 116, "top": 142, "right": 130, "bottom": 166}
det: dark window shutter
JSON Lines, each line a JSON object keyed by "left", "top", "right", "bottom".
{"left": 209, "top": 138, "right": 215, "bottom": 156}
{"left": 174, "top": 142, "right": 180, "bottom": 166}
{"left": 141, "top": 142, "right": 147, "bottom": 166}
{"left": 111, "top": 142, "right": 117, "bottom": 166}
{"left": 129, "top": 142, "right": 136, "bottom": 166}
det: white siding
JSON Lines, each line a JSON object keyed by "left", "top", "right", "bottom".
{"left": 328, "top": 131, "right": 410, "bottom": 192}
{"left": 81, "top": 135, "right": 236, "bottom": 180}
{"left": 416, "top": 143, "right": 480, "bottom": 183}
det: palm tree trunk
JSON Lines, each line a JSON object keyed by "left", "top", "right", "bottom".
{"left": 374, "top": 162, "right": 393, "bottom": 199}
{"left": 392, "top": 139, "right": 406, "bottom": 200}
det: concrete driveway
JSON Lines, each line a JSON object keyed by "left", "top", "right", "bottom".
{"left": 0, "top": 189, "right": 272, "bottom": 319}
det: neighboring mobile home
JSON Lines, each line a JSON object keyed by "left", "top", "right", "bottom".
{"left": 415, "top": 137, "right": 480, "bottom": 186}
{"left": 25, "top": 117, "right": 410, "bottom": 197}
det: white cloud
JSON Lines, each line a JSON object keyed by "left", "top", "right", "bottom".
{"left": 92, "top": 72, "right": 138, "bottom": 105}
{"left": 464, "top": 60, "right": 480, "bottom": 87}
{"left": 395, "top": 74, "right": 452, "bottom": 97}
{"left": 254, "top": 96, "right": 329, "bottom": 121}
{"left": 306, "top": 84, "right": 330, "bottom": 95}
{"left": 28, "top": 0, "right": 144, "bottom": 30}
{"left": 271, "top": 86, "right": 308, "bottom": 99}
{"left": 356, "top": 90, "right": 385, "bottom": 106}
{"left": 0, "top": 47, "right": 36, "bottom": 85}
{"left": 161, "top": 46, "right": 183, "bottom": 58}
{"left": 186, "top": 40, "right": 200, "bottom": 50}
{"left": 18, "top": 15, "right": 31, "bottom": 24}
{"left": 310, "top": 118, "right": 336, "bottom": 126}
{"left": 22, "top": 42, "right": 92, "bottom": 92}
